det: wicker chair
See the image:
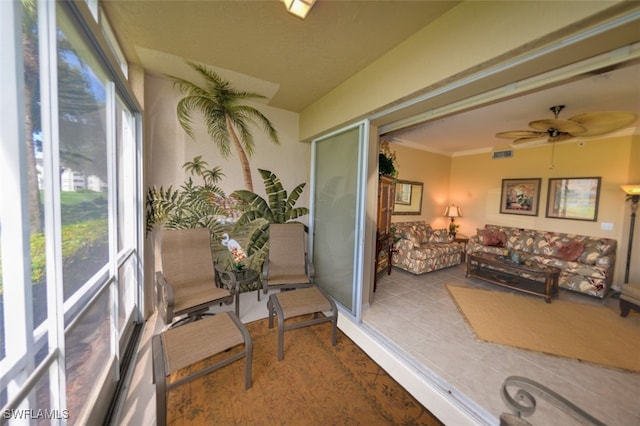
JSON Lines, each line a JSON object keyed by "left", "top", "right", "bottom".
{"left": 262, "top": 223, "right": 314, "bottom": 294}
{"left": 156, "top": 228, "right": 237, "bottom": 326}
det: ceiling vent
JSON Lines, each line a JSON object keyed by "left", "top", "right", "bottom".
{"left": 492, "top": 149, "right": 513, "bottom": 159}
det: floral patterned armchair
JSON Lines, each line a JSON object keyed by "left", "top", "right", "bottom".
{"left": 391, "top": 221, "right": 463, "bottom": 275}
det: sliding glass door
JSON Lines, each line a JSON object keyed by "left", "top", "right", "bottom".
{"left": 310, "top": 122, "right": 369, "bottom": 318}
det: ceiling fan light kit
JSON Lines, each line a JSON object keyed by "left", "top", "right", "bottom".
{"left": 496, "top": 104, "right": 637, "bottom": 145}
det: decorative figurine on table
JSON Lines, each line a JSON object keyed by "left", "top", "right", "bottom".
{"left": 221, "top": 233, "right": 247, "bottom": 272}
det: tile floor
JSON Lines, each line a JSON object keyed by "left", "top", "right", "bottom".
{"left": 365, "top": 264, "right": 640, "bottom": 426}
{"left": 117, "top": 266, "right": 640, "bottom": 425}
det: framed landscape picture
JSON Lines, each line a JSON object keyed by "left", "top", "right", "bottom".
{"left": 546, "top": 177, "right": 601, "bottom": 221}
{"left": 393, "top": 180, "right": 423, "bottom": 215}
{"left": 500, "top": 178, "right": 541, "bottom": 216}
{"left": 395, "top": 182, "right": 412, "bottom": 205}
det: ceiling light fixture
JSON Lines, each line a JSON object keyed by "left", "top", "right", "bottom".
{"left": 282, "top": 0, "right": 316, "bottom": 19}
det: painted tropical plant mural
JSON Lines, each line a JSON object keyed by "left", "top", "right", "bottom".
{"left": 145, "top": 156, "right": 228, "bottom": 236}
{"left": 149, "top": 62, "right": 309, "bottom": 278}
{"left": 145, "top": 164, "right": 309, "bottom": 273}
{"left": 231, "top": 168, "right": 309, "bottom": 262}
{"left": 169, "top": 62, "right": 280, "bottom": 191}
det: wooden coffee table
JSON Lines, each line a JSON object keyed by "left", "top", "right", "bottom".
{"left": 466, "top": 252, "right": 560, "bottom": 303}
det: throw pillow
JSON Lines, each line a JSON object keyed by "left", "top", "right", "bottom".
{"left": 400, "top": 229, "right": 421, "bottom": 248}
{"left": 556, "top": 240, "right": 584, "bottom": 261}
{"left": 429, "top": 228, "right": 450, "bottom": 243}
{"left": 481, "top": 229, "right": 507, "bottom": 247}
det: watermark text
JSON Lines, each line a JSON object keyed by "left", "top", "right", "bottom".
{"left": 2, "top": 409, "right": 69, "bottom": 420}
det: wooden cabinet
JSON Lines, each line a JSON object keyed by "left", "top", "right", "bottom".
{"left": 377, "top": 175, "right": 395, "bottom": 236}
{"left": 375, "top": 176, "right": 395, "bottom": 290}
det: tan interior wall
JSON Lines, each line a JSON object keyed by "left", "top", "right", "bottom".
{"left": 448, "top": 134, "right": 636, "bottom": 286}
{"left": 389, "top": 144, "right": 452, "bottom": 230}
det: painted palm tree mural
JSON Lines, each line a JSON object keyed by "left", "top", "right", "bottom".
{"left": 145, "top": 156, "right": 228, "bottom": 235}
{"left": 169, "top": 62, "right": 280, "bottom": 191}
{"left": 146, "top": 62, "right": 309, "bottom": 273}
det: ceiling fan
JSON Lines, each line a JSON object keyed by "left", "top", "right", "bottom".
{"left": 496, "top": 105, "right": 637, "bottom": 145}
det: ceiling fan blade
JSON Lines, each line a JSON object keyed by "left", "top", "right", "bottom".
{"left": 547, "top": 132, "right": 575, "bottom": 143}
{"left": 529, "top": 118, "right": 586, "bottom": 133}
{"left": 496, "top": 130, "right": 546, "bottom": 139}
{"left": 567, "top": 111, "right": 637, "bottom": 136}
{"left": 511, "top": 136, "right": 545, "bottom": 145}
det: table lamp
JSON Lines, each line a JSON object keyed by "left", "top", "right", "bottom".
{"left": 444, "top": 204, "right": 462, "bottom": 237}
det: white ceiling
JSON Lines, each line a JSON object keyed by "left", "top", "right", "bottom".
{"left": 384, "top": 61, "right": 640, "bottom": 156}
{"left": 102, "top": 1, "right": 640, "bottom": 156}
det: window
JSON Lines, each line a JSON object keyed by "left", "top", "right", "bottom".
{"left": 0, "top": 1, "right": 142, "bottom": 421}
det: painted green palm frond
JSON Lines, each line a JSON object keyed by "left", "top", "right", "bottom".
{"left": 203, "top": 108, "right": 233, "bottom": 158}
{"left": 197, "top": 217, "right": 225, "bottom": 235}
{"left": 229, "top": 170, "right": 309, "bottom": 266}
{"left": 145, "top": 157, "right": 230, "bottom": 236}
{"left": 234, "top": 210, "right": 270, "bottom": 229}
{"left": 226, "top": 113, "right": 255, "bottom": 156}
{"left": 183, "top": 156, "right": 208, "bottom": 176}
{"left": 285, "top": 207, "right": 309, "bottom": 222}
{"left": 200, "top": 166, "right": 225, "bottom": 186}
{"left": 188, "top": 62, "right": 226, "bottom": 87}
{"left": 235, "top": 105, "right": 280, "bottom": 145}
{"left": 286, "top": 183, "right": 306, "bottom": 210}
{"left": 175, "top": 96, "right": 207, "bottom": 139}
{"left": 199, "top": 183, "right": 226, "bottom": 199}
{"left": 258, "top": 169, "right": 287, "bottom": 221}
{"left": 171, "top": 76, "right": 212, "bottom": 134}
{"left": 146, "top": 185, "right": 181, "bottom": 233}
{"left": 245, "top": 221, "right": 270, "bottom": 258}
{"left": 232, "top": 189, "right": 275, "bottom": 222}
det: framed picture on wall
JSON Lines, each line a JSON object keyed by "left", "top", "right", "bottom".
{"left": 546, "top": 177, "right": 601, "bottom": 221}
{"left": 395, "top": 182, "right": 412, "bottom": 205}
{"left": 393, "top": 180, "right": 423, "bottom": 215}
{"left": 500, "top": 178, "right": 541, "bottom": 216}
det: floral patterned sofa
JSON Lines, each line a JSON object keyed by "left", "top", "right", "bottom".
{"left": 466, "top": 224, "right": 617, "bottom": 298}
{"left": 391, "top": 221, "right": 463, "bottom": 274}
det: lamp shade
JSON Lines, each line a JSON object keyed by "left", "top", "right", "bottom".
{"left": 621, "top": 184, "right": 640, "bottom": 195}
{"left": 444, "top": 205, "right": 462, "bottom": 218}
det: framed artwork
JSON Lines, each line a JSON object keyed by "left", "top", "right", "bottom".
{"left": 500, "top": 178, "right": 541, "bottom": 216}
{"left": 393, "top": 180, "right": 423, "bottom": 215}
{"left": 395, "top": 182, "right": 412, "bottom": 205}
{"left": 546, "top": 177, "right": 601, "bottom": 221}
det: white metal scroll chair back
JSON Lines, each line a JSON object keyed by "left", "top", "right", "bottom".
{"left": 500, "top": 376, "right": 605, "bottom": 426}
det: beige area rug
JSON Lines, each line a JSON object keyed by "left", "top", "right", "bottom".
{"left": 447, "top": 285, "right": 640, "bottom": 372}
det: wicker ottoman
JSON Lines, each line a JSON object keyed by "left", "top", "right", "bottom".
{"left": 620, "top": 283, "right": 640, "bottom": 317}
{"left": 267, "top": 286, "right": 338, "bottom": 360}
